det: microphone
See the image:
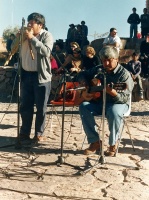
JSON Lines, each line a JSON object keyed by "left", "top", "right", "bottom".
{"left": 94, "top": 67, "right": 106, "bottom": 78}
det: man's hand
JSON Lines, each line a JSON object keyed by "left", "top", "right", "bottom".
{"left": 106, "top": 84, "right": 117, "bottom": 97}
{"left": 25, "top": 28, "right": 34, "bottom": 39}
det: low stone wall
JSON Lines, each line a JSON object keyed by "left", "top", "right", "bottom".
{"left": 0, "top": 66, "right": 14, "bottom": 93}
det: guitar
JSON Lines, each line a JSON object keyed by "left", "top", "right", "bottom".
{"left": 77, "top": 78, "right": 127, "bottom": 102}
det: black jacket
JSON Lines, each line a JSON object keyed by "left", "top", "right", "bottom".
{"left": 127, "top": 13, "right": 140, "bottom": 24}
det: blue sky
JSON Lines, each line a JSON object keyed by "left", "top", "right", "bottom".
{"left": 0, "top": 0, "right": 145, "bottom": 42}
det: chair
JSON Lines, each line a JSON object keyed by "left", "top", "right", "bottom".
{"left": 49, "top": 81, "right": 84, "bottom": 134}
{"left": 115, "top": 93, "right": 135, "bottom": 156}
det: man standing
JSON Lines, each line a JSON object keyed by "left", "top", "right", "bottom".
{"left": 127, "top": 7, "right": 140, "bottom": 38}
{"left": 140, "top": 8, "right": 149, "bottom": 38}
{"left": 81, "top": 21, "right": 88, "bottom": 38}
{"left": 103, "top": 28, "right": 121, "bottom": 52}
{"left": 19, "top": 12, "right": 53, "bottom": 142}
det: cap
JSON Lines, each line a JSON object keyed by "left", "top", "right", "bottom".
{"left": 69, "top": 24, "right": 75, "bottom": 27}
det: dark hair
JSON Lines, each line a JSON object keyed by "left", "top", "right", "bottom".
{"left": 10, "top": 34, "right": 15, "bottom": 37}
{"left": 27, "top": 12, "right": 45, "bottom": 28}
{"left": 73, "top": 47, "right": 81, "bottom": 54}
{"left": 110, "top": 28, "right": 117, "bottom": 32}
{"left": 55, "top": 42, "right": 64, "bottom": 50}
{"left": 81, "top": 21, "right": 85, "bottom": 24}
{"left": 132, "top": 52, "right": 140, "bottom": 56}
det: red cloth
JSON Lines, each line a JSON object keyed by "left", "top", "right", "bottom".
{"left": 51, "top": 58, "right": 58, "bottom": 69}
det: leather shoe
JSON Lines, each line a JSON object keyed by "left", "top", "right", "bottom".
{"left": 32, "top": 135, "right": 47, "bottom": 142}
{"left": 104, "top": 143, "right": 118, "bottom": 157}
{"left": 84, "top": 140, "right": 101, "bottom": 155}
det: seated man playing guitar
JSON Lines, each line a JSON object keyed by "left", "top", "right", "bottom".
{"left": 79, "top": 46, "right": 134, "bottom": 156}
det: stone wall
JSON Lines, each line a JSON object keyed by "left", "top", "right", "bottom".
{"left": 0, "top": 66, "right": 14, "bottom": 93}
{"left": 91, "top": 37, "right": 144, "bottom": 63}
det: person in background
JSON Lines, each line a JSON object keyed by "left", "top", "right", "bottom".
{"left": 140, "top": 8, "right": 149, "bottom": 38}
{"left": 6, "top": 33, "right": 15, "bottom": 53}
{"left": 6, "top": 33, "right": 18, "bottom": 66}
{"left": 56, "top": 47, "right": 83, "bottom": 80}
{"left": 127, "top": 7, "right": 140, "bottom": 38}
{"left": 67, "top": 41, "right": 80, "bottom": 54}
{"left": 81, "top": 21, "right": 88, "bottom": 38}
{"left": 126, "top": 52, "right": 144, "bottom": 101}
{"left": 19, "top": 12, "right": 53, "bottom": 142}
{"left": 82, "top": 46, "right": 100, "bottom": 70}
{"left": 140, "top": 33, "right": 149, "bottom": 77}
{"left": 66, "top": 24, "right": 77, "bottom": 50}
{"left": 53, "top": 42, "right": 66, "bottom": 68}
{"left": 79, "top": 46, "right": 134, "bottom": 156}
{"left": 74, "top": 24, "right": 84, "bottom": 48}
{"left": 103, "top": 28, "right": 121, "bottom": 52}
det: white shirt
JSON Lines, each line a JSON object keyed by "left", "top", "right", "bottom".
{"left": 21, "top": 29, "right": 44, "bottom": 71}
{"left": 103, "top": 35, "right": 121, "bottom": 52}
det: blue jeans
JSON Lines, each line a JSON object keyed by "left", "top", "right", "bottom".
{"left": 79, "top": 101, "right": 128, "bottom": 146}
{"left": 20, "top": 70, "right": 51, "bottom": 137}
{"left": 130, "top": 24, "right": 138, "bottom": 38}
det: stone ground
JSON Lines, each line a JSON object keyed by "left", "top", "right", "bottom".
{"left": 0, "top": 94, "right": 149, "bottom": 200}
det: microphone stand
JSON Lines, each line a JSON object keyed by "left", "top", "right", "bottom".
{"left": 15, "top": 17, "right": 25, "bottom": 149}
{"left": 79, "top": 70, "right": 107, "bottom": 175}
{"left": 99, "top": 70, "right": 106, "bottom": 164}
{"left": 55, "top": 69, "right": 81, "bottom": 170}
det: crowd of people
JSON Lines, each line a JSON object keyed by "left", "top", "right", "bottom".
{"left": 127, "top": 7, "right": 149, "bottom": 39}
{"left": 4, "top": 6, "right": 149, "bottom": 157}
{"left": 66, "top": 21, "right": 89, "bottom": 50}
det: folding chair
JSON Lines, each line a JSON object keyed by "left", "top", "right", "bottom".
{"left": 115, "top": 93, "right": 135, "bottom": 156}
{"left": 49, "top": 81, "right": 84, "bottom": 134}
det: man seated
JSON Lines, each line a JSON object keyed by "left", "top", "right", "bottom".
{"left": 79, "top": 46, "right": 134, "bottom": 156}
{"left": 103, "top": 27, "right": 121, "bottom": 52}
{"left": 126, "top": 52, "right": 144, "bottom": 101}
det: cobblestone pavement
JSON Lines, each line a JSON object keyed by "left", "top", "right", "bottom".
{"left": 0, "top": 98, "right": 149, "bottom": 200}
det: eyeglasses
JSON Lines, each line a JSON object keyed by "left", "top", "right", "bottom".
{"left": 113, "top": 31, "right": 117, "bottom": 34}
{"left": 71, "top": 46, "right": 76, "bottom": 48}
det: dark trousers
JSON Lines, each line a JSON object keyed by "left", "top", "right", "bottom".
{"left": 20, "top": 70, "right": 51, "bottom": 137}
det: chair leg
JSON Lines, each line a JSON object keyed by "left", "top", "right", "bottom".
{"left": 81, "top": 135, "right": 87, "bottom": 150}
{"left": 115, "top": 122, "right": 125, "bottom": 157}
{"left": 69, "top": 106, "right": 74, "bottom": 134}
{"left": 125, "top": 121, "right": 135, "bottom": 151}
{"left": 115, "top": 119, "right": 135, "bottom": 157}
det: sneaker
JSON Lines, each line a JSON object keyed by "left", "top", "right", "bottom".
{"left": 104, "top": 144, "right": 117, "bottom": 157}
{"left": 84, "top": 141, "right": 101, "bottom": 155}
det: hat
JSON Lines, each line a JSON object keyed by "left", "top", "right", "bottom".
{"left": 69, "top": 24, "right": 75, "bottom": 27}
